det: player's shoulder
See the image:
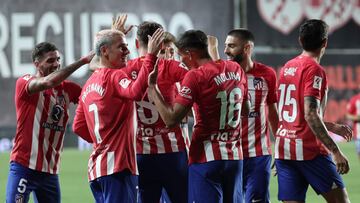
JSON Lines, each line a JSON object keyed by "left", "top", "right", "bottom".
{"left": 62, "top": 79, "right": 81, "bottom": 89}
{"left": 253, "top": 62, "right": 276, "bottom": 75}
{"left": 17, "top": 74, "right": 33, "bottom": 82}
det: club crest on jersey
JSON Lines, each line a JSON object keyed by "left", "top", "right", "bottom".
{"left": 56, "top": 95, "right": 65, "bottom": 106}
{"left": 284, "top": 67, "right": 297, "bottom": 76}
{"left": 119, "top": 78, "right": 131, "bottom": 88}
{"left": 313, "top": 76, "right": 322, "bottom": 90}
{"left": 15, "top": 194, "right": 24, "bottom": 203}
{"left": 253, "top": 77, "right": 263, "bottom": 90}
{"left": 179, "top": 86, "right": 192, "bottom": 99}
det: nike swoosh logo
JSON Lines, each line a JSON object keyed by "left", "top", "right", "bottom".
{"left": 251, "top": 199, "right": 263, "bottom": 203}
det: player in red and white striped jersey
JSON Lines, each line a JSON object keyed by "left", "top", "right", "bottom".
{"left": 6, "top": 42, "right": 94, "bottom": 203}
{"left": 346, "top": 93, "right": 360, "bottom": 160}
{"left": 148, "top": 30, "right": 249, "bottom": 203}
{"left": 222, "top": 29, "right": 278, "bottom": 203}
{"left": 89, "top": 17, "right": 189, "bottom": 202}
{"left": 275, "top": 19, "right": 351, "bottom": 202}
{"left": 110, "top": 18, "right": 189, "bottom": 203}
{"left": 73, "top": 29, "right": 163, "bottom": 203}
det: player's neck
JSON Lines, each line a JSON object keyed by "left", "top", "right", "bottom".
{"left": 198, "top": 58, "right": 212, "bottom": 66}
{"left": 138, "top": 47, "right": 148, "bottom": 57}
{"left": 301, "top": 51, "right": 321, "bottom": 64}
{"left": 240, "top": 58, "right": 254, "bottom": 73}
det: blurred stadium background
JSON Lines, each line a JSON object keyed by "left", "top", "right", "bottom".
{"left": 0, "top": 0, "right": 359, "bottom": 202}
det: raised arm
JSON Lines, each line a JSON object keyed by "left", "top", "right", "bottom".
{"left": 28, "top": 52, "right": 94, "bottom": 94}
{"left": 304, "top": 96, "right": 349, "bottom": 174}
{"left": 114, "top": 28, "right": 164, "bottom": 100}
{"left": 207, "top": 35, "right": 220, "bottom": 61}
{"left": 111, "top": 14, "right": 134, "bottom": 35}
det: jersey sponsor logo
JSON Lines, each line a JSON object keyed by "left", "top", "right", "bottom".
{"left": 210, "top": 131, "right": 240, "bottom": 141}
{"left": 42, "top": 122, "right": 65, "bottom": 131}
{"left": 253, "top": 77, "right": 263, "bottom": 90}
{"left": 119, "top": 78, "right": 131, "bottom": 88}
{"left": 313, "top": 76, "right": 323, "bottom": 90}
{"left": 284, "top": 67, "right": 297, "bottom": 76}
{"left": 51, "top": 104, "right": 64, "bottom": 122}
{"left": 179, "top": 86, "right": 192, "bottom": 99}
{"left": 276, "top": 125, "right": 296, "bottom": 138}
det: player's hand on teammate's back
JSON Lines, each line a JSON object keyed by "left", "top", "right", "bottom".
{"left": 111, "top": 14, "right": 134, "bottom": 35}
{"left": 333, "top": 150, "right": 350, "bottom": 175}
{"left": 147, "top": 28, "right": 164, "bottom": 55}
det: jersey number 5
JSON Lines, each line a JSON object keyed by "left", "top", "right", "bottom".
{"left": 278, "top": 84, "right": 297, "bottom": 122}
{"left": 216, "top": 88, "right": 242, "bottom": 130}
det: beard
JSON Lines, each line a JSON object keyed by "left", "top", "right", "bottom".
{"left": 232, "top": 54, "right": 244, "bottom": 64}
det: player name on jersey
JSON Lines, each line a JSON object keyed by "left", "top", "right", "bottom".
{"left": 214, "top": 72, "right": 241, "bottom": 86}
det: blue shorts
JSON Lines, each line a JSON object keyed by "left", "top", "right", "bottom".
{"left": 275, "top": 155, "right": 345, "bottom": 202}
{"left": 243, "top": 155, "right": 271, "bottom": 203}
{"left": 90, "top": 170, "right": 138, "bottom": 203}
{"left": 137, "top": 150, "right": 188, "bottom": 203}
{"left": 188, "top": 160, "right": 243, "bottom": 203}
{"left": 6, "top": 161, "right": 60, "bottom": 203}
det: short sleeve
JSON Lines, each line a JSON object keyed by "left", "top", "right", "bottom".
{"left": 164, "top": 60, "right": 188, "bottom": 83}
{"left": 303, "top": 65, "right": 327, "bottom": 100}
{"left": 64, "top": 81, "right": 82, "bottom": 104}
{"left": 266, "top": 68, "right": 278, "bottom": 104}
{"left": 16, "top": 75, "right": 34, "bottom": 99}
{"left": 175, "top": 70, "right": 198, "bottom": 107}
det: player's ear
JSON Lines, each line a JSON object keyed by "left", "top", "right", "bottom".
{"left": 321, "top": 38, "right": 328, "bottom": 48}
{"left": 135, "top": 39, "right": 140, "bottom": 49}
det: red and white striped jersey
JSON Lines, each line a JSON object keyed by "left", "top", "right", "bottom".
{"left": 11, "top": 74, "right": 81, "bottom": 174}
{"left": 73, "top": 54, "right": 157, "bottom": 181}
{"left": 275, "top": 55, "right": 329, "bottom": 161}
{"left": 175, "top": 60, "right": 248, "bottom": 164}
{"left": 241, "top": 62, "right": 277, "bottom": 158}
{"left": 124, "top": 58, "right": 190, "bottom": 154}
{"left": 347, "top": 93, "right": 360, "bottom": 139}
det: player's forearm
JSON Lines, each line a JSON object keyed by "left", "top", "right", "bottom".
{"left": 148, "top": 86, "right": 179, "bottom": 128}
{"left": 128, "top": 54, "right": 157, "bottom": 100}
{"left": 73, "top": 119, "right": 93, "bottom": 143}
{"left": 304, "top": 97, "right": 340, "bottom": 154}
{"left": 29, "top": 59, "right": 87, "bottom": 94}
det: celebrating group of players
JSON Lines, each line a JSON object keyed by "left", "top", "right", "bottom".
{"left": 6, "top": 14, "right": 353, "bottom": 203}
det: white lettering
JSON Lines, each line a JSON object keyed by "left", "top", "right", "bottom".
{"left": 12, "top": 13, "right": 34, "bottom": 77}
{"left": 37, "top": 12, "right": 62, "bottom": 43}
{"left": 0, "top": 12, "right": 10, "bottom": 77}
{"left": 169, "top": 12, "right": 194, "bottom": 37}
